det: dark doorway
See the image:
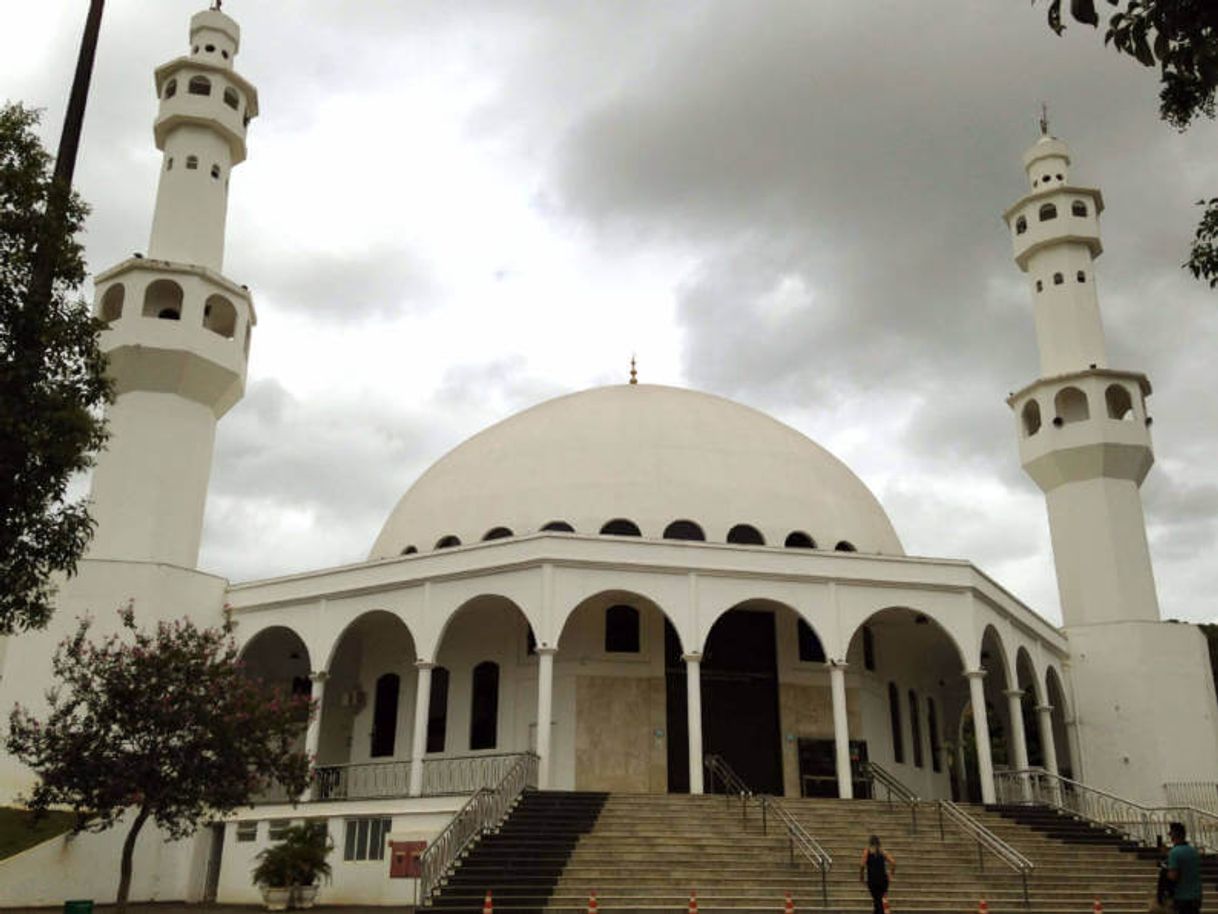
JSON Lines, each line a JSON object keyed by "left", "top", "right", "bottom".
{"left": 370, "top": 673, "right": 400, "bottom": 758}
{"left": 203, "top": 823, "right": 224, "bottom": 902}
{"left": 701, "top": 609, "right": 783, "bottom": 795}
{"left": 796, "top": 738, "right": 870, "bottom": 798}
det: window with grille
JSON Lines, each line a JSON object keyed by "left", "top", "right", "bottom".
{"left": 343, "top": 817, "right": 391, "bottom": 861}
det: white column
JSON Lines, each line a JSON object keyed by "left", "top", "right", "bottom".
{"left": 408, "top": 661, "right": 434, "bottom": 797}
{"left": 828, "top": 662, "right": 853, "bottom": 799}
{"left": 1004, "top": 688, "right": 1030, "bottom": 772}
{"left": 1036, "top": 704, "right": 1060, "bottom": 777}
{"left": 300, "top": 671, "right": 327, "bottom": 802}
{"left": 535, "top": 647, "right": 557, "bottom": 789}
{"left": 684, "top": 653, "right": 704, "bottom": 794}
{"left": 966, "top": 670, "right": 996, "bottom": 804}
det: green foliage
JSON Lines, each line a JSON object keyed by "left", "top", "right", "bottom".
{"left": 0, "top": 102, "right": 111, "bottom": 634}
{"left": 1033, "top": 2, "right": 1218, "bottom": 287}
{"left": 252, "top": 824, "right": 334, "bottom": 890}
{"left": 5, "top": 606, "right": 313, "bottom": 909}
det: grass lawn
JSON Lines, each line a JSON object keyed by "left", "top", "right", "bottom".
{"left": 0, "top": 807, "right": 76, "bottom": 860}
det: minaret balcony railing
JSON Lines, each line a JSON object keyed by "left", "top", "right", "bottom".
{"left": 1004, "top": 185, "right": 1104, "bottom": 269}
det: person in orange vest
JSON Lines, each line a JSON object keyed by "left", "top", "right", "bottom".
{"left": 859, "top": 835, "right": 896, "bottom": 914}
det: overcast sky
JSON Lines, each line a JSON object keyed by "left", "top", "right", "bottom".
{"left": 8, "top": 1, "right": 1218, "bottom": 625}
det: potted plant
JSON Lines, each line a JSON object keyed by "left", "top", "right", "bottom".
{"left": 252, "top": 824, "right": 333, "bottom": 910}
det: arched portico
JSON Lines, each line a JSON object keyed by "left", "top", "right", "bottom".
{"left": 1045, "top": 666, "right": 1074, "bottom": 779}
{"left": 1015, "top": 647, "right": 1046, "bottom": 769}
{"left": 557, "top": 589, "right": 680, "bottom": 794}
{"left": 845, "top": 607, "right": 967, "bottom": 802}
{"left": 237, "top": 626, "right": 313, "bottom": 797}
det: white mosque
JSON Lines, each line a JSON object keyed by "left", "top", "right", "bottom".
{"left": 2, "top": 5, "right": 1217, "bottom": 907}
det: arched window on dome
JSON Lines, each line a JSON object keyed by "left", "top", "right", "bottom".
{"left": 1014, "top": 215, "right": 1027, "bottom": 235}
{"left": 1105, "top": 384, "right": 1134, "bottom": 420}
{"left": 663, "top": 520, "right": 705, "bottom": 541}
{"left": 601, "top": 518, "right": 641, "bottom": 537}
{"left": 435, "top": 535, "right": 461, "bottom": 550}
{"left": 482, "top": 526, "right": 513, "bottom": 541}
{"left": 888, "top": 682, "right": 904, "bottom": 764}
{"left": 784, "top": 531, "right": 816, "bottom": 549}
{"left": 605, "top": 605, "right": 640, "bottom": 654}
{"left": 797, "top": 619, "right": 825, "bottom": 663}
{"left": 727, "top": 524, "right": 765, "bottom": 545}
{"left": 541, "top": 520, "right": 575, "bottom": 533}
{"left": 908, "top": 689, "right": 923, "bottom": 768}
{"left": 370, "top": 673, "right": 399, "bottom": 758}
{"left": 100, "top": 284, "right": 124, "bottom": 323}
{"left": 400, "top": 546, "right": 417, "bottom": 556}
{"left": 426, "top": 666, "right": 449, "bottom": 752}
{"left": 142, "top": 279, "right": 183, "bottom": 320}
{"left": 1054, "top": 386, "right": 1089, "bottom": 424}
{"left": 469, "top": 661, "right": 499, "bottom": 750}
{"left": 188, "top": 75, "right": 212, "bottom": 96}
{"left": 1022, "top": 399, "right": 1041, "bottom": 437}
{"left": 834, "top": 541, "right": 857, "bottom": 552}
{"left": 1071, "top": 200, "right": 1088, "bottom": 217}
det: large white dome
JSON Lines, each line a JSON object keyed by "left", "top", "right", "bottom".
{"left": 369, "top": 384, "right": 903, "bottom": 558}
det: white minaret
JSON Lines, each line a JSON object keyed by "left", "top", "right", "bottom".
{"left": 1004, "top": 128, "right": 1158, "bottom": 628}
{"left": 1004, "top": 127, "right": 1218, "bottom": 802}
{"left": 87, "top": 6, "right": 258, "bottom": 567}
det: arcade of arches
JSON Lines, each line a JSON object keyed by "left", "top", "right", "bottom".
{"left": 239, "top": 594, "right": 1072, "bottom": 802}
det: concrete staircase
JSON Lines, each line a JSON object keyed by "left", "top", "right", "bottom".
{"left": 426, "top": 791, "right": 1161, "bottom": 914}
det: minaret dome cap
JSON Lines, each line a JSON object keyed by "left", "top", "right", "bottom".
{"left": 1022, "top": 135, "right": 1072, "bottom": 172}
{"left": 190, "top": 9, "right": 240, "bottom": 55}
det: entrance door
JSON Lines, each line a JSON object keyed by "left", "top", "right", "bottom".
{"left": 701, "top": 609, "right": 783, "bottom": 795}
{"left": 664, "top": 620, "right": 689, "bottom": 793}
{"left": 203, "top": 823, "right": 224, "bottom": 902}
{"left": 370, "top": 673, "right": 400, "bottom": 758}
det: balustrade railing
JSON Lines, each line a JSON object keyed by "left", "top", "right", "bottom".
{"left": 995, "top": 768, "right": 1218, "bottom": 854}
{"left": 311, "top": 752, "right": 531, "bottom": 801}
{"left": 418, "top": 752, "right": 538, "bottom": 904}
{"left": 1165, "top": 782, "right": 1218, "bottom": 816}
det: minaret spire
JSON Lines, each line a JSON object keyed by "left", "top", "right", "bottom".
{"left": 85, "top": 6, "right": 259, "bottom": 567}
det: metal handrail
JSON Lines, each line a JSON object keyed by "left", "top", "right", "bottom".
{"left": 864, "top": 762, "right": 919, "bottom": 833}
{"left": 937, "top": 799, "right": 1034, "bottom": 906}
{"left": 418, "top": 752, "right": 538, "bottom": 903}
{"left": 702, "top": 755, "right": 832, "bottom": 906}
{"left": 996, "top": 767, "right": 1218, "bottom": 854}
{"left": 313, "top": 751, "right": 529, "bottom": 801}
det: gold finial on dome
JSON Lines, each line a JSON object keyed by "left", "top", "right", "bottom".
{"left": 629, "top": 355, "right": 638, "bottom": 385}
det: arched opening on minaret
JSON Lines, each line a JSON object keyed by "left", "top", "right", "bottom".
{"left": 1071, "top": 200, "right": 1088, "bottom": 217}
{"left": 163, "top": 78, "right": 177, "bottom": 99}
{"left": 1015, "top": 215, "right": 1027, "bottom": 235}
{"left": 1105, "top": 384, "right": 1134, "bottom": 421}
{"left": 143, "top": 279, "right": 184, "bottom": 320}
{"left": 223, "top": 87, "right": 240, "bottom": 110}
{"left": 1054, "top": 387, "right": 1089, "bottom": 424}
{"left": 1022, "top": 399, "right": 1042, "bottom": 437}
{"left": 99, "top": 284, "right": 125, "bottom": 323}
{"left": 188, "top": 75, "right": 212, "bottom": 96}
{"left": 1038, "top": 203, "right": 1058, "bottom": 222}
{"left": 203, "top": 294, "right": 237, "bottom": 338}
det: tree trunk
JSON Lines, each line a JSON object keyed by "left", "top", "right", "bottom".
{"left": 116, "top": 806, "right": 150, "bottom": 914}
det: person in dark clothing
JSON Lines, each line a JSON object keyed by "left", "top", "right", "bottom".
{"left": 859, "top": 834, "right": 896, "bottom": 914}
{"left": 1157, "top": 835, "right": 1176, "bottom": 911}
{"left": 1167, "top": 821, "right": 1202, "bottom": 913}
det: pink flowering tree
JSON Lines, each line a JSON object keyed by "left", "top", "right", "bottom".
{"left": 6, "top": 605, "right": 313, "bottom": 913}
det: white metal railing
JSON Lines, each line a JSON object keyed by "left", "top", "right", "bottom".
{"left": 703, "top": 755, "right": 832, "bottom": 906}
{"left": 1165, "top": 782, "right": 1218, "bottom": 815}
{"left": 418, "top": 752, "right": 538, "bottom": 904}
{"left": 311, "top": 752, "right": 529, "bottom": 801}
{"left": 995, "top": 768, "right": 1218, "bottom": 854}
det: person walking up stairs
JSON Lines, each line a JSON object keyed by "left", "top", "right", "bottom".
{"left": 860, "top": 835, "right": 895, "bottom": 914}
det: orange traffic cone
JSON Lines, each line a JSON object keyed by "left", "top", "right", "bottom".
{"left": 784, "top": 891, "right": 794, "bottom": 914}
{"left": 689, "top": 889, "right": 698, "bottom": 914}
{"left": 978, "top": 899, "right": 988, "bottom": 914}
{"left": 482, "top": 891, "right": 493, "bottom": 914}
{"left": 588, "top": 891, "right": 598, "bottom": 914}
{"left": 1093, "top": 899, "right": 1103, "bottom": 914}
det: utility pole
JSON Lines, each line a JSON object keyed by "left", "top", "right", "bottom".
{"left": 26, "top": 0, "right": 105, "bottom": 318}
